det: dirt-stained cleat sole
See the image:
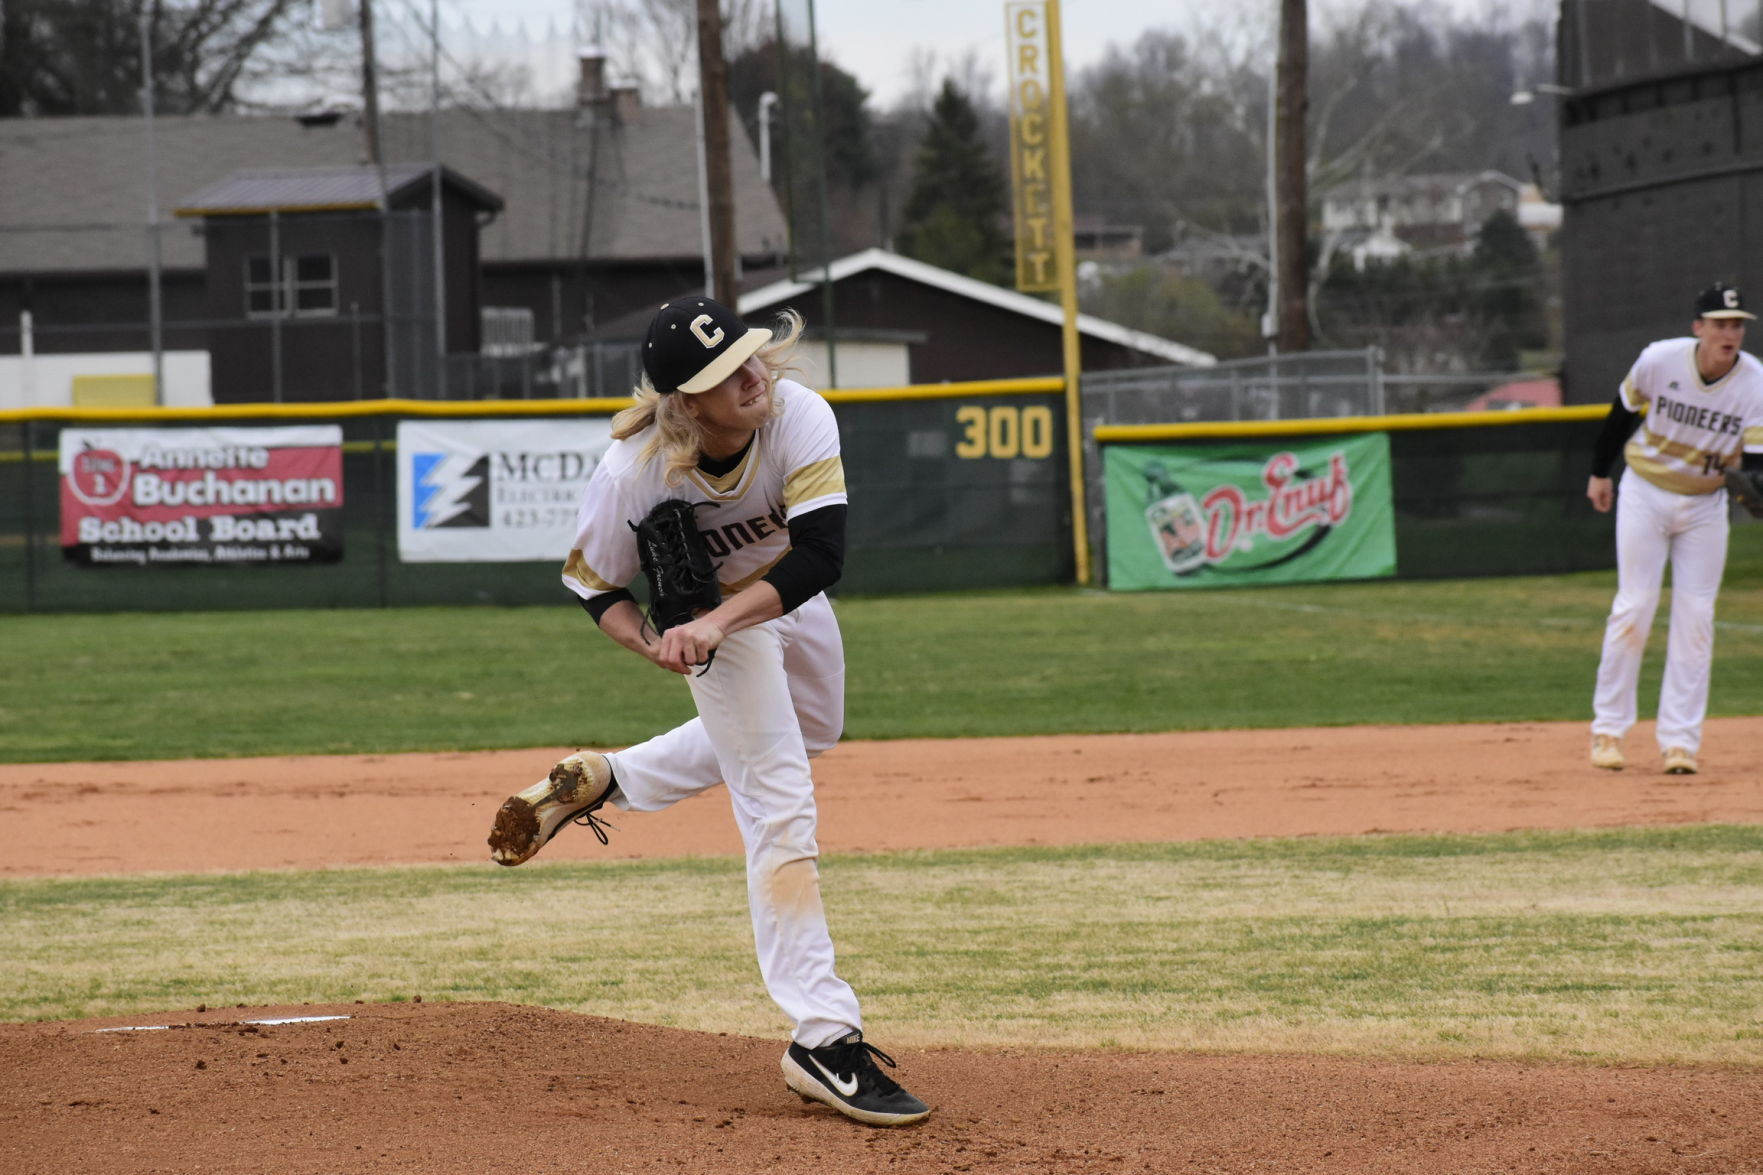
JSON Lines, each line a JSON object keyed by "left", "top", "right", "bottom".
{"left": 1662, "top": 747, "right": 1698, "bottom": 775}
{"left": 487, "top": 751, "right": 616, "bottom": 867}
{"left": 1590, "top": 734, "right": 1624, "bottom": 771}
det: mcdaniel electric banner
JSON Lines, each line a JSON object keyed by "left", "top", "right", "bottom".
{"left": 1104, "top": 435, "right": 1396, "bottom": 590}
{"left": 59, "top": 426, "right": 344, "bottom": 568}
{"left": 397, "top": 419, "right": 613, "bottom": 563}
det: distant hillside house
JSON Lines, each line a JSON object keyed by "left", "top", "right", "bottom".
{"left": 0, "top": 56, "right": 787, "bottom": 407}
{"left": 1072, "top": 215, "right": 1145, "bottom": 263}
{"left": 1321, "top": 170, "right": 1526, "bottom": 261}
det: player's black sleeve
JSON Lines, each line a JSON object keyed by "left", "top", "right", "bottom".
{"left": 1591, "top": 394, "right": 1641, "bottom": 477}
{"left": 581, "top": 588, "right": 634, "bottom": 626}
{"left": 763, "top": 504, "right": 846, "bottom": 614}
{"left": 1745, "top": 451, "right": 1763, "bottom": 472}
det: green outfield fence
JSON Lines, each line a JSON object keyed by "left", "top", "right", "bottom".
{"left": 0, "top": 389, "right": 1614, "bottom": 613}
{"left": 0, "top": 381, "right": 1073, "bottom": 613}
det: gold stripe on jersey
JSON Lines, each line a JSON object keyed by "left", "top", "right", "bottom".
{"left": 785, "top": 456, "right": 845, "bottom": 509}
{"left": 1624, "top": 448, "right": 1725, "bottom": 495}
{"left": 1620, "top": 376, "right": 1647, "bottom": 413}
{"left": 1745, "top": 425, "right": 1763, "bottom": 448}
{"left": 563, "top": 548, "right": 619, "bottom": 592}
{"left": 1636, "top": 426, "right": 1736, "bottom": 469}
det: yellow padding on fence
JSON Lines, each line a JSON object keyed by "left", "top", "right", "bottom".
{"left": 0, "top": 380, "right": 1066, "bottom": 424}
{"left": 1094, "top": 404, "right": 1607, "bottom": 442}
{"left": 70, "top": 375, "right": 156, "bottom": 409}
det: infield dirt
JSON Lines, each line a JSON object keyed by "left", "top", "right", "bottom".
{"left": 3, "top": 718, "right": 1761, "bottom": 1173}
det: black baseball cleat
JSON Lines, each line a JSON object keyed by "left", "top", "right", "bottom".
{"left": 780, "top": 1030, "right": 931, "bottom": 1126}
{"left": 487, "top": 751, "right": 617, "bottom": 866}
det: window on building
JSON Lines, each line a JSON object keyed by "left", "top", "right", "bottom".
{"left": 245, "top": 254, "right": 338, "bottom": 319}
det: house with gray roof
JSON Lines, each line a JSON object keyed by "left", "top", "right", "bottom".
{"left": 0, "top": 82, "right": 788, "bottom": 405}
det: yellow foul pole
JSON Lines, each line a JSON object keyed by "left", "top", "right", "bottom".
{"left": 1005, "top": 0, "right": 1089, "bottom": 584}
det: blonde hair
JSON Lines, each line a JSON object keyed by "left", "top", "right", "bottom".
{"left": 612, "top": 309, "right": 807, "bottom": 486}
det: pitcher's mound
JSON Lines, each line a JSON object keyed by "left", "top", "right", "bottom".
{"left": 3, "top": 1001, "right": 1759, "bottom": 1174}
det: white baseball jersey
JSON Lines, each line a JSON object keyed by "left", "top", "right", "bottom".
{"left": 1619, "top": 337, "right": 1763, "bottom": 495}
{"left": 562, "top": 378, "right": 847, "bottom": 601}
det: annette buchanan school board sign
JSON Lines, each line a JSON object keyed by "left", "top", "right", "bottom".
{"left": 59, "top": 426, "right": 345, "bottom": 567}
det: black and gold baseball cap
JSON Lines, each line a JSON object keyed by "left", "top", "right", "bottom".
{"left": 642, "top": 296, "right": 772, "bottom": 394}
{"left": 1694, "top": 282, "right": 1757, "bottom": 320}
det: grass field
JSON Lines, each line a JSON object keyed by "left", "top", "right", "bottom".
{"left": 4, "top": 540, "right": 1761, "bottom": 1066}
{"left": 5, "top": 827, "right": 1760, "bottom": 1064}
{"left": 6, "top": 526, "right": 1763, "bottom": 763}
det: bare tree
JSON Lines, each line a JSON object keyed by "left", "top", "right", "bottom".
{"left": 1, "top": 0, "right": 318, "bottom": 116}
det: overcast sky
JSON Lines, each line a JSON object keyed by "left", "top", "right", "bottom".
{"left": 422, "top": 0, "right": 1551, "bottom": 110}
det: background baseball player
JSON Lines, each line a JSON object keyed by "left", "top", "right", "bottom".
{"left": 486, "top": 295, "right": 931, "bottom": 1128}
{"left": 1586, "top": 281, "right": 1763, "bottom": 773}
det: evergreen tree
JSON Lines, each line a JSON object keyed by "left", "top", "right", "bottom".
{"left": 1469, "top": 208, "right": 1545, "bottom": 369}
{"left": 729, "top": 39, "right": 877, "bottom": 268}
{"left": 897, "top": 80, "right": 1009, "bottom": 284}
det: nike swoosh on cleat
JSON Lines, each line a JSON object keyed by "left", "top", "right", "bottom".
{"left": 808, "top": 1054, "right": 859, "bottom": 1098}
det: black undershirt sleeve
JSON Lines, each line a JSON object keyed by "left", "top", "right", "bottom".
{"left": 1590, "top": 394, "right": 1640, "bottom": 478}
{"left": 762, "top": 503, "right": 846, "bottom": 614}
{"left": 581, "top": 588, "right": 633, "bottom": 626}
{"left": 1746, "top": 451, "right": 1763, "bottom": 472}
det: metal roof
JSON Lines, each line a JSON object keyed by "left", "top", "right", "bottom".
{"left": 741, "top": 248, "right": 1217, "bottom": 368}
{"left": 173, "top": 163, "right": 503, "bottom": 217}
{"left": 0, "top": 106, "right": 786, "bottom": 273}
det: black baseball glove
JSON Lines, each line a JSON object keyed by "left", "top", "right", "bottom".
{"left": 630, "top": 498, "right": 722, "bottom": 662}
{"left": 1724, "top": 468, "right": 1763, "bottom": 518}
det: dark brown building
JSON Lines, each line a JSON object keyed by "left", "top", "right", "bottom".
{"left": 1556, "top": 0, "right": 1763, "bottom": 404}
{"left": 174, "top": 165, "right": 502, "bottom": 402}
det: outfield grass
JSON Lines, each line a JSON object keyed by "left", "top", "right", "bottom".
{"left": 6, "top": 527, "right": 1763, "bottom": 762}
{"left": 5, "top": 555, "right": 1760, "bottom": 1066}
{"left": 4, "top": 827, "right": 1759, "bottom": 1064}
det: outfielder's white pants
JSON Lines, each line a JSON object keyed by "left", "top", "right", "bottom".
{"left": 603, "top": 593, "right": 859, "bottom": 1050}
{"left": 1591, "top": 473, "right": 1729, "bottom": 752}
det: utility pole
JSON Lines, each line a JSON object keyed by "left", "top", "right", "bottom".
{"left": 139, "top": 6, "right": 164, "bottom": 403}
{"left": 357, "top": 0, "right": 396, "bottom": 396}
{"left": 1275, "top": 0, "right": 1310, "bottom": 353}
{"left": 696, "top": 0, "right": 738, "bottom": 304}
{"left": 358, "top": 0, "right": 383, "bottom": 166}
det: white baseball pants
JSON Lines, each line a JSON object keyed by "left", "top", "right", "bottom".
{"left": 1591, "top": 473, "right": 1730, "bottom": 752}
{"left": 602, "top": 592, "right": 859, "bottom": 1049}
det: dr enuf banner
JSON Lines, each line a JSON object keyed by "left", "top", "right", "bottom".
{"left": 1104, "top": 435, "right": 1396, "bottom": 590}
{"left": 59, "top": 426, "right": 345, "bottom": 568}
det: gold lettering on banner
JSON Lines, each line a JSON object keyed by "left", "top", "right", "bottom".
{"left": 1006, "top": 1, "right": 1059, "bottom": 293}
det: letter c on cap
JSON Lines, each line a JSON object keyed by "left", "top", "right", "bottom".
{"left": 1727, "top": 289, "right": 1742, "bottom": 309}
{"left": 690, "top": 314, "right": 724, "bottom": 349}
